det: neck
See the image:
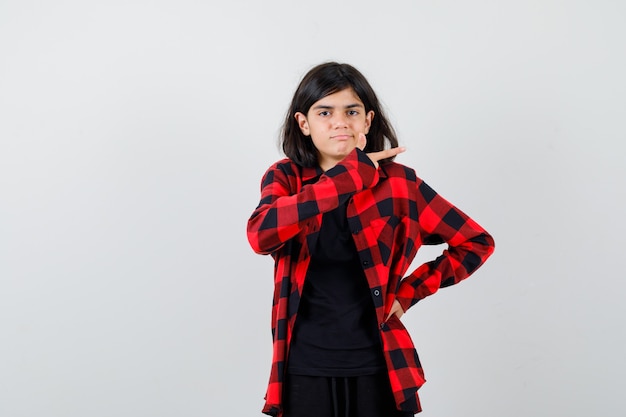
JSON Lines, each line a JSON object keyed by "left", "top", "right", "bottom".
{"left": 319, "top": 161, "right": 336, "bottom": 172}
{"left": 317, "top": 155, "right": 340, "bottom": 172}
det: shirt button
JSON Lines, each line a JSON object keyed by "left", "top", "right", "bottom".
{"left": 373, "top": 289, "right": 380, "bottom": 296}
{"left": 362, "top": 261, "right": 369, "bottom": 267}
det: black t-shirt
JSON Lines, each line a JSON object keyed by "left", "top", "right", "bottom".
{"left": 287, "top": 202, "right": 386, "bottom": 377}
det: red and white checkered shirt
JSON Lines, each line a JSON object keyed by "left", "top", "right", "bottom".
{"left": 247, "top": 148, "right": 495, "bottom": 416}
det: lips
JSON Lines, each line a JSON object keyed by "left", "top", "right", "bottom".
{"left": 331, "top": 134, "right": 352, "bottom": 140}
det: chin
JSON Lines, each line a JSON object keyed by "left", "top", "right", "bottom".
{"left": 337, "top": 145, "right": 356, "bottom": 155}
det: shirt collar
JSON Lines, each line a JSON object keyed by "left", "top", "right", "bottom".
{"left": 300, "top": 162, "right": 389, "bottom": 182}
{"left": 301, "top": 164, "right": 323, "bottom": 182}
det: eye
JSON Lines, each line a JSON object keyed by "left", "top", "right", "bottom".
{"left": 348, "top": 110, "right": 359, "bottom": 116}
{"left": 318, "top": 110, "right": 330, "bottom": 116}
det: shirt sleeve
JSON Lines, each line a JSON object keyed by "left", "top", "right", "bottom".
{"left": 395, "top": 180, "right": 495, "bottom": 312}
{"left": 247, "top": 148, "right": 378, "bottom": 255}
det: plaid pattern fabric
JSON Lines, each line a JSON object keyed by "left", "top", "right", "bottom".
{"left": 247, "top": 148, "right": 495, "bottom": 416}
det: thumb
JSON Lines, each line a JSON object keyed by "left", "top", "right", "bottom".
{"left": 357, "top": 133, "right": 367, "bottom": 151}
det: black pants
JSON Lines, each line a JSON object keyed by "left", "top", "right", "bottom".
{"left": 283, "top": 374, "right": 414, "bottom": 417}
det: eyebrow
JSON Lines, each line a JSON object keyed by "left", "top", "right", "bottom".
{"left": 311, "top": 103, "right": 364, "bottom": 110}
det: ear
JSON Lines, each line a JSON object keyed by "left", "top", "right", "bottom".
{"left": 294, "top": 112, "right": 310, "bottom": 136}
{"left": 364, "top": 110, "right": 375, "bottom": 134}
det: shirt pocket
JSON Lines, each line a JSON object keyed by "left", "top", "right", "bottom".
{"left": 368, "top": 215, "right": 402, "bottom": 265}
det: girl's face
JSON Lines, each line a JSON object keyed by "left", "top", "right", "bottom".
{"left": 295, "top": 88, "right": 374, "bottom": 171}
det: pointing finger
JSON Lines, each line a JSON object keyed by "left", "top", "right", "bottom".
{"left": 369, "top": 146, "right": 406, "bottom": 162}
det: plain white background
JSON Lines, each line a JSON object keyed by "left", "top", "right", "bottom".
{"left": 1, "top": 1, "right": 625, "bottom": 416}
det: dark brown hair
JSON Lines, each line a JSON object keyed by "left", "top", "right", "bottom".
{"left": 281, "top": 62, "right": 398, "bottom": 167}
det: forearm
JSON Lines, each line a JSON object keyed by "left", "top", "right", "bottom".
{"left": 396, "top": 181, "right": 495, "bottom": 310}
{"left": 247, "top": 149, "right": 378, "bottom": 254}
{"left": 396, "top": 229, "right": 494, "bottom": 311}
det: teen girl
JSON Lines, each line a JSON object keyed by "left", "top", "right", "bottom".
{"left": 247, "top": 62, "right": 495, "bottom": 417}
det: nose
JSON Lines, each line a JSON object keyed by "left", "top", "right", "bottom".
{"left": 332, "top": 113, "right": 348, "bottom": 128}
